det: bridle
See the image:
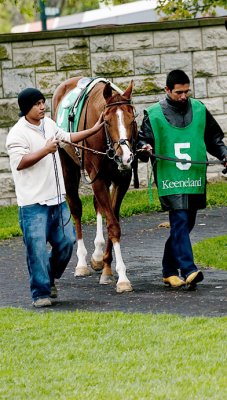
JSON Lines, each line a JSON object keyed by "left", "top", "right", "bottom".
{"left": 62, "top": 98, "right": 138, "bottom": 184}
{"left": 103, "top": 100, "right": 137, "bottom": 165}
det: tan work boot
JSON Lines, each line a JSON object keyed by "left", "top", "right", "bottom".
{"left": 163, "top": 276, "right": 186, "bottom": 287}
{"left": 186, "top": 270, "right": 204, "bottom": 287}
{"left": 32, "top": 298, "right": 52, "bottom": 308}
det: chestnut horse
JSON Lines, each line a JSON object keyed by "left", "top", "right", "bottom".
{"left": 52, "top": 77, "right": 137, "bottom": 293}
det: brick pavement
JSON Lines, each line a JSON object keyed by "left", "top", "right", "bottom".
{"left": 0, "top": 207, "right": 226, "bottom": 316}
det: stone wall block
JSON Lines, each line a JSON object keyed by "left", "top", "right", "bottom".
{"left": 56, "top": 49, "right": 90, "bottom": 70}
{"left": 114, "top": 32, "right": 153, "bottom": 50}
{"left": 154, "top": 30, "right": 179, "bottom": 48}
{"left": 0, "top": 173, "right": 15, "bottom": 197}
{"left": 35, "top": 66, "right": 57, "bottom": 73}
{"left": 36, "top": 72, "right": 67, "bottom": 96}
{"left": 0, "top": 157, "right": 10, "bottom": 172}
{"left": 114, "top": 74, "right": 166, "bottom": 96}
{"left": 201, "top": 97, "right": 224, "bottom": 114}
{"left": 136, "top": 161, "right": 152, "bottom": 188}
{"left": 193, "top": 51, "right": 217, "bottom": 77}
{"left": 0, "top": 99, "right": 20, "bottom": 127}
{"left": 135, "top": 47, "right": 178, "bottom": 56}
{"left": 91, "top": 51, "right": 134, "bottom": 77}
{"left": 2, "top": 68, "right": 35, "bottom": 97}
{"left": 67, "top": 69, "right": 91, "bottom": 79}
{"left": 69, "top": 37, "right": 89, "bottom": 49}
{"left": 0, "top": 43, "right": 11, "bottom": 61}
{"left": 90, "top": 35, "right": 114, "bottom": 53}
{"left": 208, "top": 76, "right": 227, "bottom": 97}
{"left": 217, "top": 49, "right": 227, "bottom": 56}
{"left": 202, "top": 26, "right": 227, "bottom": 50}
{"left": 2, "top": 60, "right": 13, "bottom": 69}
{"left": 180, "top": 29, "right": 202, "bottom": 51}
{"left": 134, "top": 55, "right": 160, "bottom": 75}
{"left": 34, "top": 38, "right": 68, "bottom": 47}
{"left": 13, "top": 46, "right": 55, "bottom": 68}
{"left": 217, "top": 55, "right": 227, "bottom": 75}
{"left": 224, "top": 97, "right": 227, "bottom": 113}
{"left": 55, "top": 43, "right": 69, "bottom": 51}
{"left": 161, "top": 53, "right": 192, "bottom": 73}
{"left": 213, "top": 114, "right": 227, "bottom": 134}
{"left": 0, "top": 129, "right": 8, "bottom": 156}
{"left": 194, "top": 77, "right": 207, "bottom": 98}
{"left": 13, "top": 41, "right": 33, "bottom": 48}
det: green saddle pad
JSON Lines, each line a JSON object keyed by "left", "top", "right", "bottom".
{"left": 56, "top": 77, "right": 92, "bottom": 132}
{"left": 56, "top": 77, "right": 123, "bottom": 132}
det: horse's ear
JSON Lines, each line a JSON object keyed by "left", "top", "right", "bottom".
{"left": 123, "top": 80, "right": 134, "bottom": 99}
{"left": 103, "top": 82, "right": 113, "bottom": 101}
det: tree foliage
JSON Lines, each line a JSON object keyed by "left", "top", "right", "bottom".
{"left": 1, "top": 0, "right": 226, "bottom": 33}
{"left": 156, "top": 0, "right": 227, "bottom": 20}
{"left": 0, "top": 0, "right": 136, "bottom": 33}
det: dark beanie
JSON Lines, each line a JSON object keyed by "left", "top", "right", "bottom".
{"left": 18, "top": 88, "right": 45, "bottom": 117}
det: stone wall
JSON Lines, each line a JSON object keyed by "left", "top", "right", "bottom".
{"left": 0, "top": 17, "right": 227, "bottom": 205}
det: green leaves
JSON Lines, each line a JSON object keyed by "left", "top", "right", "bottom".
{"left": 156, "top": 0, "right": 227, "bottom": 20}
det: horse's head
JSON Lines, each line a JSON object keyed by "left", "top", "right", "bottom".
{"left": 103, "top": 80, "right": 137, "bottom": 171}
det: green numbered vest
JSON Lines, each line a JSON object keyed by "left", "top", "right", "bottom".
{"left": 147, "top": 99, "right": 207, "bottom": 197}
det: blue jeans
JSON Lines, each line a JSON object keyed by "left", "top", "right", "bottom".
{"left": 19, "top": 202, "right": 76, "bottom": 301}
{"left": 162, "top": 209, "right": 198, "bottom": 279}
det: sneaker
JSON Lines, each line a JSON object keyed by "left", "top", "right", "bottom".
{"left": 50, "top": 285, "right": 58, "bottom": 298}
{"left": 32, "top": 298, "right": 52, "bottom": 308}
{"left": 163, "top": 276, "right": 186, "bottom": 287}
{"left": 186, "top": 270, "right": 204, "bottom": 286}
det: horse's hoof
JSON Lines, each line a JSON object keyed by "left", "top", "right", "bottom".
{"left": 74, "top": 266, "right": 91, "bottom": 277}
{"left": 116, "top": 281, "right": 133, "bottom": 293}
{"left": 90, "top": 256, "right": 104, "bottom": 272}
{"left": 99, "top": 274, "right": 116, "bottom": 285}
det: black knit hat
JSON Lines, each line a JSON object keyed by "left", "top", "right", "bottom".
{"left": 18, "top": 88, "right": 45, "bottom": 117}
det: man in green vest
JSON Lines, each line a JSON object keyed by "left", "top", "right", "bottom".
{"left": 137, "top": 69, "right": 227, "bottom": 288}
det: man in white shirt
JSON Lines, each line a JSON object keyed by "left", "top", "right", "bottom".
{"left": 6, "top": 87, "right": 103, "bottom": 307}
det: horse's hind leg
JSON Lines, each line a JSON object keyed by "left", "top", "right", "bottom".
{"left": 92, "top": 179, "right": 133, "bottom": 292}
{"left": 59, "top": 148, "right": 90, "bottom": 277}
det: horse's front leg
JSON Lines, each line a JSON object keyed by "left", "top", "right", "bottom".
{"left": 92, "top": 181, "right": 133, "bottom": 292}
{"left": 109, "top": 183, "right": 133, "bottom": 293}
{"left": 113, "top": 240, "right": 133, "bottom": 293}
{"left": 91, "top": 211, "right": 105, "bottom": 271}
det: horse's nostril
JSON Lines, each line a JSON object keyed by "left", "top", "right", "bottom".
{"left": 127, "top": 154, "right": 134, "bottom": 164}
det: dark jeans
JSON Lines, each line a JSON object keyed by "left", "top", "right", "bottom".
{"left": 19, "top": 202, "right": 76, "bottom": 301}
{"left": 162, "top": 209, "right": 198, "bottom": 279}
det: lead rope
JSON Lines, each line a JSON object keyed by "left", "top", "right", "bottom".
{"left": 52, "top": 153, "right": 65, "bottom": 235}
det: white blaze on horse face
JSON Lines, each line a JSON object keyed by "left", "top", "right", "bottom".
{"left": 116, "top": 109, "right": 133, "bottom": 165}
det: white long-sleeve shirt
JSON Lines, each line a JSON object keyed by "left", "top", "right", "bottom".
{"left": 6, "top": 116, "right": 71, "bottom": 206}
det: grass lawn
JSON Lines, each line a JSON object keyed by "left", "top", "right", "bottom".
{"left": 1, "top": 309, "right": 226, "bottom": 400}
{"left": 193, "top": 235, "right": 227, "bottom": 270}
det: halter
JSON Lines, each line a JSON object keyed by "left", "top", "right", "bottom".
{"left": 103, "top": 100, "right": 137, "bottom": 164}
